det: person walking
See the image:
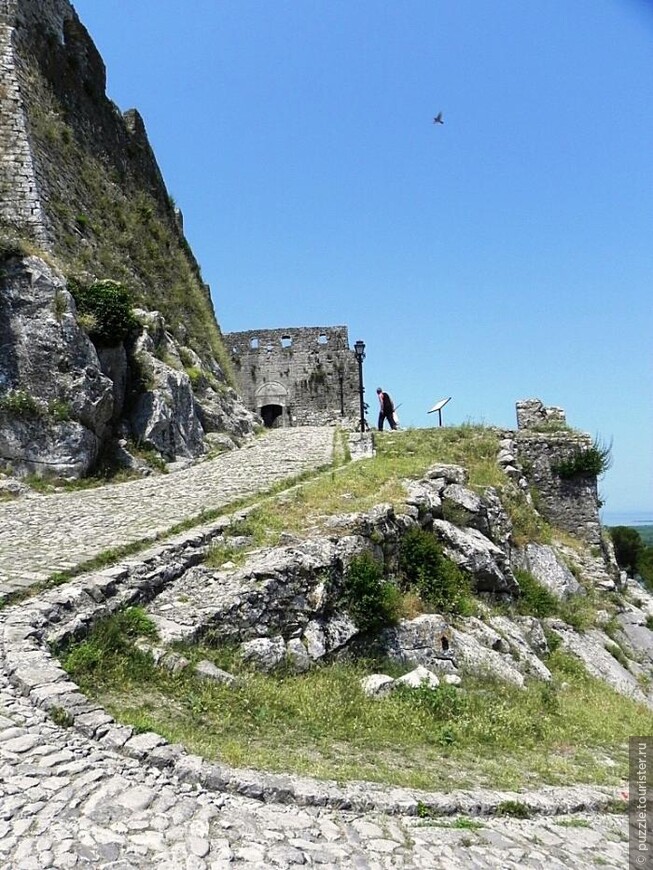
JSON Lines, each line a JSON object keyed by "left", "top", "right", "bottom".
{"left": 376, "top": 387, "right": 397, "bottom": 431}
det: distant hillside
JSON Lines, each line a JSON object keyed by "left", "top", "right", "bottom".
{"left": 634, "top": 526, "right": 653, "bottom": 546}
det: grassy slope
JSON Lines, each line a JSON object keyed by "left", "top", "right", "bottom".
{"left": 57, "top": 427, "right": 653, "bottom": 792}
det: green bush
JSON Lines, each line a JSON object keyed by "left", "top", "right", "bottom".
{"left": 513, "top": 569, "right": 559, "bottom": 618}
{"left": 608, "top": 526, "right": 653, "bottom": 591}
{"left": 343, "top": 553, "right": 402, "bottom": 633}
{"left": 553, "top": 437, "right": 612, "bottom": 479}
{"left": 68, "top": 278, "right": 136, "bottom": 347}
{"left": 398, "top": 526, "right": 473, "bottom": 614}
{"left": 610, "top": 526, "right": 645, "bottom": 576}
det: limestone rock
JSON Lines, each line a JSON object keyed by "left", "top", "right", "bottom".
{"left": 403, "top": 480, "right": 443, "bottom": 516}
{"left": 0, "top": 256, "right": 114, "bottom": 476}
{"left": 449, "top": 627, "right": 526, "bottom": 687}
{"left": 240, "top": 636, "right": 287, "bottom": 671}
{"left": 393, "top": 665, "right": 440, "bottom": 690}
{"left": 513, "top": 544, "right": 582, "bottom": 599}
{"left": 432, "top": 519, "right": 518, "bottom": 594}
{"left": 424, "top": 463, "right": 468, "bottom": 485}
{"left": 482, "top": 487, "right": 514, "bottom": 551}
{"left": 285, "top": 638, "right": 311, "bottom": 673}
{"left": 195, "top": 385, "right": 256, "bottom": 442}
{"left": 129, "top": 325, "right": 205, "bottom": 459}
{"left": 360, "top": 674, "right": 394, "bottom": 698}
{"left": 194, "top": 660, "right": 239, "bottom": 686}
{"left": 549, "top": 623, "right": 649, "bottom": 706}
{"left": 0, "top": 415, "right": 100, "bottom": 479}
{"left": 381, "top": 614, "right": 455, "bottom": 672}
{"left": 442, "top": 483, "right": 490, "bottom": 536}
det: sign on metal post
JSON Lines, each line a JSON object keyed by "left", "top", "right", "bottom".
{"left": 427, "top": 397, "right": 451, "bottom": 427}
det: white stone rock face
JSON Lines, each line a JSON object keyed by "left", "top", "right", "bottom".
{"left": 0, "top": 256, "right": 113, "bottom": 476}
{"left": 513, "top": 543, "right": 582, "bottom": 599}
{"left": 432, "top": 519, "right": 518, "bottom": 594}
{"left": 549, "top": 623, "right": 649, "bottom": 705}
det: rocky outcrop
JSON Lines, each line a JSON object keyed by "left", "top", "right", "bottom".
{"left": 432, "top": 519, "right": 519, "bottom": 595}
{"left": 0, "top": 256, "right": 256, "bottom": 475}
{"left": 0, "top": 256, "right": 113, "bottom": 476}
{"left": 513, "top": 543, "right": 582, "bottom": 599}
{"left": 0, "top": 0, "right": 258, "bottom": 476}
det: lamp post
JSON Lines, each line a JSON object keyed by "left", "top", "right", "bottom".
{"left": 353, "top": 339, "right": 366, "bottom": 434}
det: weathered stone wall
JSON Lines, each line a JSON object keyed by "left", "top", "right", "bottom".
{"left": 0, "top": 0, "right": 52, "bottom": 245}
{"left": 516, "top": 398, "right": 566, "bottom": 430}
{"left": 0, "top": 0, "right": 258, "bottom": 471}
{"left": 0, "top": 0, "right": 224, "bottom": 362}
{"left": 514, "top": 400, "right": 603, "bottom": 545}
{"left": 225, "top": 326, "right": 361, "bottom": 427}
{"left": 0, "top": 0, "right": 170, "bottom": 242}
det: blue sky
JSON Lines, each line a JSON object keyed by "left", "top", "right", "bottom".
{"left": 72, "top": 0, "right": 652, "bottom": 517}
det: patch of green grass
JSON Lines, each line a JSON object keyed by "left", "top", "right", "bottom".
{"left": 58, "top": 613, "right": 653, "bottom": 792}
{"left": 0, "top": 389, "right": 43, "bottom": 420}
{"left": 502, "top": 489, "right": 553, "bottom": 547}
{"left": 450, "top": 818, "right": 485, "bottom": 830}
{"left": 49, "top": 706, "right": 74, "bottom": 728}
{"left": 555, "top": 818, "right": 592, "bottom": 828}
{"left": 604, "top": 799, "right": 629, "bottom": 815}
{"left": 604, "top": 642, "right": 630, "bottom": 670}
{"left": 204, "top": 540, "right": 249, "bottom": 569}
{"left": 57, "top": 607, "right": 158, "bottom": 686}
{"left": 512, "top": 569, "right": 560, "bottom": 618}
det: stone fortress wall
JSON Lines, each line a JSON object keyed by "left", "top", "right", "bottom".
{"left": 0, "top": 0, "right": 205, "bottom": 295}
{"left": 514, "top": 399, "right": 603, "bottom": 546}
{"left": 0, "top": 0, "right": 55, "bottom": 245}
{"left": 225, "top": 326, "right": 361, "bottom": 427}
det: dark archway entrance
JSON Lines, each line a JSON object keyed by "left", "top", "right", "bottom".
{"left": 260, "top": 404, "right": 283, "bottom": 428}
{"left": 255, "top": 382, "right": 288, "bottom": 429}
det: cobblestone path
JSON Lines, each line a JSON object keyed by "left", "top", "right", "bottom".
{"left": 0, "top": 428, "right": 335, "bottom": 599}
{"left": 0, "top": 427, "right": 632, "bottom": 867}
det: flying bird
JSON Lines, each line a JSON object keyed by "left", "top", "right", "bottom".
{"left": 433, "top": 112, "right": 444, "bottom": 125}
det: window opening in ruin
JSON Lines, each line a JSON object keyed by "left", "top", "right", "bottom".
{"left": 266, "top": 344, "right": 274, "bottom": 353}
{"left": 318, "top": 333, "right": 328, "bottom": 344}
{"left": 250, "top": 338, "right": 259, "bottom": 349}
{"left": 260, "top": 404, "right": 283, "bottom": 428}
{"left": 281, "top": 336, "right": 292, "bottom": 348}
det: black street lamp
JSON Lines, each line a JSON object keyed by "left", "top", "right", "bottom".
{"left": 353, "top": 339, "right": 366, "bottom": 433}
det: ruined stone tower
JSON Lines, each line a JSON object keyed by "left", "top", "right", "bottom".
{"left": 226, "top": 326, "right": 361, "bottom": 427}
